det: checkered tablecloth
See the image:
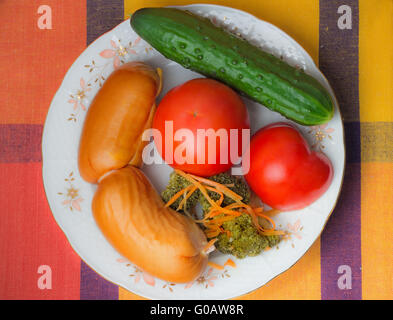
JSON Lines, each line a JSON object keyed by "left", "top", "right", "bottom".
{"left": 0, "top": 0, "right": 391, "bottom": 300}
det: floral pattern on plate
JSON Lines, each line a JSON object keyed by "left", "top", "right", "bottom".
{"left": 66, "top": 37, "right": 152, "bottom": 122}
{"left": 58, "top": 172, "right": 83, "bottom": 212}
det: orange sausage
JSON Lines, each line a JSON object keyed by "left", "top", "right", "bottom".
{"left": 93, "top": 166, "right": 208, "bottom": 283}
{"left": 78, "top": 61, "right": 160, "bottom": 183}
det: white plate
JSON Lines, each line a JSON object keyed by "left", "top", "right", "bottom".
{"left": 42, "top": 4, "right": 344, "bottom": 300}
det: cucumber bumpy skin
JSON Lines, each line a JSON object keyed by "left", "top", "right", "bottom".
{"left": 131, "top": 8, "right": 334, "bottom": 125}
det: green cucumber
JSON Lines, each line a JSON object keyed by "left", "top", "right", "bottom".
{"left": 131, "top": 8, "right": 334, "bottom": 125}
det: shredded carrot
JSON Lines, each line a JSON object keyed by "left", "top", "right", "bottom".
{"left": 207, "top": 210, "right": 225, "bottom": 218}
{"left": 175, "top": 170, "right": 222, "bottom": 211}
{"left": 248, "top": 209, "right": 263, "bottom": 231}
{"left": 238, "top": 202, "right": 257, "bottom": 216}
{"left": 207, "top": 261, "right": 224, "bottom": 270}
{"left": 205, "top": 186, "right": 224, "bottom": 206}
{"left": 177, "top": 185, "right": 198, "bottom": 211}
{"left": 223, "top": 203, "right": 248, "bottom": 210}
{"left": 195, "top": 207, "right": 225, "bottom": 223}
{"left": 224, "top": 258, "right": 236, "bottom": 268}
{"left": 164, "top": 185, "right": 192, "bottom": 208}
{"left": 237, "top": 205, "right": 282, "bottom": 234}
{"left": 245, "top": 208, "right": 284, "bottom": 236}
{"left": 259, "top": 229, "right": 286, "bottom": 236}
{"left": 188, "top": 173, "right": 242, "bottom": 201}
{"left": 205, "top": 229, "right": 221, "bottom": 238}
{"left": 176, "top": 170, "right": 246, "bottom": 218}
{"left": 202, "top": 238, "right": 217, "bottom": 254}
{"left": 220, "top": 227, "right": 231, "bottom": 238}
{"left": 263, "top": 209, "right": 281, "bottom": 216}
{"left": 255, "top": 212, "right": 276, "bottom": 230}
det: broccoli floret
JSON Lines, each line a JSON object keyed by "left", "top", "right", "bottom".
{"left": 216, "top": 214, "right": 281, "bottom": 259}
{"left": 161, "top": 171, "right": 200, "bottom": 212}
{"left": 196, "top": 173, "right": 280, "bottom": 258}
{"left": 199, "top": 173, "right": 251, "bottom": 213}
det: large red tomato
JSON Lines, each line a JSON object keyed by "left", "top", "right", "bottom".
{"left": 244, "top": 123, "right": 333, "bottom": 211}
{"left": 153, "top": 78, "right": 250, "bottom": 176}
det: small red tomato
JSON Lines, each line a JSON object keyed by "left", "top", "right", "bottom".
{"left": 244, "top": 122, "right": 333, "bottom": 211}
{"left": 153, "top": 78, "right": 250, "bottom": 176}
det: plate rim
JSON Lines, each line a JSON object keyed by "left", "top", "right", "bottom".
{"left": 41, "top": 3, "right": 346, "bottom": 300}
